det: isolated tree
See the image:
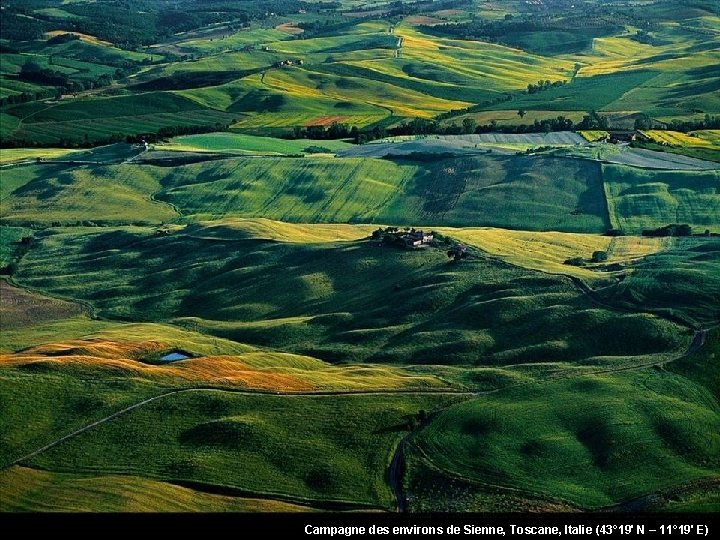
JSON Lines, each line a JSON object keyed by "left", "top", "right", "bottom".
{"left": 591, "top": 250, "right": 608, "bottom": 263}
{"left": 564, "top": 257, "right": 586, "bottom": 267}
{"left": 517, "top": 109, "right": 526, "bottom": 119}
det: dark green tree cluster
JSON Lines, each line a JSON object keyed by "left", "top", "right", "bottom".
{"left": 527, "top": 79, "right": 567, "bottom": 94}
{"left": 576, "top": 111, "right": 609, "bottom": 130}
{"left": 642, "top": 224, "right": 693, "bottom": 237}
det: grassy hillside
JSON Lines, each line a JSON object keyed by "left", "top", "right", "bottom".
{"left": 1, "top": 336, "right": 453, "bottom": 394}
{"left": 0, "top": 370, "right": 158, "bottom": 468}
{"left": 157, "top": 156, "right": 417, "bottom": 223}
{"left": 603, "top": 164, "right": 720, "bottom": 233}
{"left": 159, "top": 133, "right": 352, "bottom": 155}
{"left": 2, "top": 93, "right": 237, "bottom": 146}
{"left": 2, "top": 154, "right": 613, "bottom": 232}
{"left": 12, "top": 226, "right": 687, "bottom": 366}
{"left": 24, "top": 390, "right": 453, "bottom": 509}
{"left": 0, "top": 148, "right": 79, "bottom": 164}
{"left": 596, "top": 239, "right": 720, "bottom": 328}
{"left": 409, "top": 369, "right": 720, "bottom": 509}
{"left": 1, "top": 164, "right": 177, "bottom": 224}
{"left": 435, "top": 228, "right": 665, "bottom": 280}
{"left": 382, "top": 155, "right": 609, "bottom": 232}
{"left": 0, "top": 466, "right": 312, "bottom": 512}
{"left": 2, "top": 0, "right": 719, "bottom": 514}
{"left": 0, "top": 226, "right": 32, "bottom": 268}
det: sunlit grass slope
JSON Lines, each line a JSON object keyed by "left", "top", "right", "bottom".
{"left": 0, "top": 466, "right": 312, "bottom": 512}
{"left": 12, "top": 226, "right": 687, "bottom": 366}
{"left": 410, "top": 369, "right": 720, "bottom": 509}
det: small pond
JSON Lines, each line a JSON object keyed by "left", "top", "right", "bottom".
{"left": 159, "top": 351, "right": 191, "bottom": 362}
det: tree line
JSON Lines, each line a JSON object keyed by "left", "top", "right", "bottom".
{"left": 287, "top": 110, "right": 611, "bottom": 144}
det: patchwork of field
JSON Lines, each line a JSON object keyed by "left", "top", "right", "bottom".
{"left": 1, "top": 153, "right": 611, "bottom": 232}
{"left": 5, "top": 145, "right": 717, "bottom": 235}
{"left": 1, "top": 8, "right": 718, "bottom": 147}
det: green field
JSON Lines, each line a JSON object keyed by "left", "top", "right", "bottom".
{"left": 0, "top": 226, "right": 33, "bottom": 268}
{"left": 0, "top": 147, "right": 79, "bottom": 164}
{"left": 159, "top": 133, "right": 353, "bottom": 155}
{"left": 597, "top": 239, "right": 720, "bottom": 327}
{"left": 2, "top": 369, "right": 453, "bottom": 509}
{"left": 11, "top": 226, "right": 688, "bottom": 366}
{"left": 1, "top": 154, "right": 614, "bottom": 232}
{"left": 0, "top": 466, "right": 312, "bottom": 512}
{"left": 409, "top": 369, "right": 720, "bottom": 509}
{"left": 603, "top": 165, "right": 720, "bottom": 233}
{"left": 0, "top": 164, "right": 177, "bottom": 224}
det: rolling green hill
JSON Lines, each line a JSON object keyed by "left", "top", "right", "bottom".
{"left": 603, "top": 164, "right": 720, "bottom": 234}
{"left": 19, "top": 387, "right": 454, "bottom": 509}
{"left": 1, "top": 153, "right": 612, "bottom": 232}
{"left": 13, "top": 226, "right": 687, "bottom": 366}
{"left": 409, "top": 369, "right": 720, "bottom": 510}
{"left": 596, "top": 239, "right": 720, "bottom": 327}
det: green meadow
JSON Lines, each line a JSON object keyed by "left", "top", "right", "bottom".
{"left": 2, "top": 153, "right": 612, "bottom": 232}
{"left": 159, "top": 133, "right": 353, "bottom": 155}
{"left": 409, "top": 369, "right": 720, "bottom": 509}
{"left": 12, "top": 226, "right": 688, "bottom": 366}
{"left": 603, "top": 165, "right": 720, "bottom": 233}
{"left": 8, "top": 375, "right": 454, "bottom": 509}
